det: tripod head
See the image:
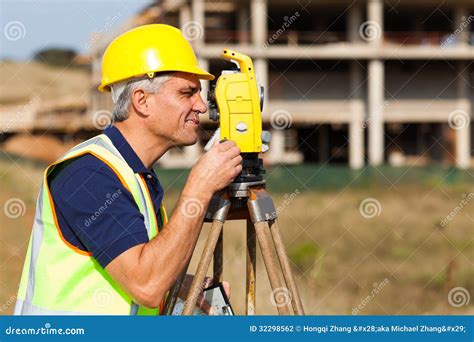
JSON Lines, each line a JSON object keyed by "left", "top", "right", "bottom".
{"left": 207, "top": 49, "right": 271, "bottom": 184}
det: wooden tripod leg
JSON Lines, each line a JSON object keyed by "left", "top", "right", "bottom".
{"left": 182, "top": 219, "right": 226, "bottom": 315}
{"left": 246, "top": 219, "right": 256, "bottom": 315}
{"left": 161, "top": 269, "right": 187, "bottom": 315}
{"left": 269, "top": 219, "right": 305, "bottom": 315}
{"left": 162, "top": 217, "right": 210, "bottom": 315}
{"left": 254, "top": 221, "right": 291, "bottom": 315}
{"left": 213, "top": 230, "right": 223, "bottom": 283}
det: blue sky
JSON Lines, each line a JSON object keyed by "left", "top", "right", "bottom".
{"left": 0, "top": 0, "right": 153, "bottom": 61}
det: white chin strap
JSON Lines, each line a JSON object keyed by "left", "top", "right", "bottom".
{"left": 110, "top": 81, "right": 128, "bottom": 104}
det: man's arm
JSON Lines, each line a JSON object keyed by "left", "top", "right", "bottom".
{"left": 105, "top": 140, "right": 242, "bottom": 308}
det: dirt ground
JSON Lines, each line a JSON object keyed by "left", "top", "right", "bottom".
{"left": 0, "top": 158, "right": 472, "bottom": 315}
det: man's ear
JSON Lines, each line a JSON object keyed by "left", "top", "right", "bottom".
{"left": 131, "top": 88, "right": 149, "bottom": 117}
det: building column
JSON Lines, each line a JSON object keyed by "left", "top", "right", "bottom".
{"left": 251, "top": 0, "right": 268, "bottom": 112}
{"left": 455, "top": 62, "right": 471, "bottom": 169}
{"left": 367, "top": 0, "right": 384, "bottom": 46}
{"left": 187, "top": 2, "right": 209, "bottom": 104}
{"left": 367, "top": 0, "right": 384, "bottom": 166}
{"left": 191, "top": 0, "right": 205, "bottom": 46}
{"left": 251, "top": 0, "right": 267, "bottom": 47}
{"left": 198, "top": 58, "right": 210, "bottom": 102}
{"left": 347, "top": 5, "right": 362, "bottom": 42}
{"left": 237, "top": 5, "right": 250, "bottom": 45}
{"left": 179, "top": 3, "right": 191, "bottom": 30}
{"left": 349, "top": 62, "right": 365, "bottom": 169}
{"left": 347, "top": 4, "right": 364, "bottom": 169}
{"left": 368, "top": 60, "right": 384, "bottom": 166}
{"left": 454, "top": 7, "right": 469, "bottom": 46}
{"left": 267, "top": 129, "right": 285, "bottom": 164}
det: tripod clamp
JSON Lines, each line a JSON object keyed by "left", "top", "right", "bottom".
{"left": 205, "top": 181, "right": 277, "bottom": 224}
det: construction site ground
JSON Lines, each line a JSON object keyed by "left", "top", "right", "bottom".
{"left": 1, "top": 158, "right": 472, "bottom": 315}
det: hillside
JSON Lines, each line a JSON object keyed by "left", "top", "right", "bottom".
{"left": 0, "top": 61, "right": 90, "bottom": 105}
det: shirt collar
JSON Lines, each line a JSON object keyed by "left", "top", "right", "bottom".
{"left": 103, "top": 125, "right": 153, "bottom": 175}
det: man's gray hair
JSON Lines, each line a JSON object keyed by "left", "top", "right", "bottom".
{"left": 111, "top": 74, "right": 172, "bottom": 122}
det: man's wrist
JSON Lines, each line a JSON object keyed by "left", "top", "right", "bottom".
{"left": 182, "top": 179, "right": 213, "bottom": 203}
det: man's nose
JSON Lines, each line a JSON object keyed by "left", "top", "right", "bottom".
{"left": 194, "top": 94, "right": 208, "bottom": 114}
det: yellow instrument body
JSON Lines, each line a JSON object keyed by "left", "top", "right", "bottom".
{"left": 214, "top": 50, "right": 263, "bottom": 153}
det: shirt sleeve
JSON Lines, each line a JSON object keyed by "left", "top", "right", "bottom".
{"left": 49, "top": 155, "right": 149, "bottom": 268}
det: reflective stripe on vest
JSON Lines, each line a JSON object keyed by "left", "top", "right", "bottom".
{"left": 14, "top": 134, "right": 168, "bottom": 315}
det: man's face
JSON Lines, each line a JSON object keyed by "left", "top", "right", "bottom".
{"left": 146, "top": 72, "right": 207, "bottom": 147}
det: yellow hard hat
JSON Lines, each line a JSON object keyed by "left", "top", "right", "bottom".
{"left": 98, "top": 24, "right": 214, "bottom": 92}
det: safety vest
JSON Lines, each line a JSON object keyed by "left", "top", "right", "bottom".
{"left": 14, "top": 134, "right": 168, "bottom": 315}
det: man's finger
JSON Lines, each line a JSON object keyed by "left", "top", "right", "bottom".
{"left": 231, "top": 155, "right": 243, "bottom": 168}
{"left": 217, "top": 140, "right": 236, "bottom": 152}
{"left": 225, "top": 146, "right": 241, "bottom": 159}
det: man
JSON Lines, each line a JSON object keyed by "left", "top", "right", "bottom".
{"left": 15, "top": 24, "right": 242, "bottom": 315}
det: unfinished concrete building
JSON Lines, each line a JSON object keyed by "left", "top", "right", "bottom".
{"left": 90, "top": 0, "right": 474, "bottom": 169}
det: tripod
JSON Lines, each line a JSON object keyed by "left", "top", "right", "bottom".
{"left": 162, "top": 179, "right": 305, "bottom": 315}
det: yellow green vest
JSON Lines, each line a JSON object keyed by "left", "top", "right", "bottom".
{"left": 14, "top": 134, "right": 168, "bottom": 315}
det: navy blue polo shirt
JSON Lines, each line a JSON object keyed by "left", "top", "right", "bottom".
{"left": 49, "top": 126, "right": 164, "bottom": 268}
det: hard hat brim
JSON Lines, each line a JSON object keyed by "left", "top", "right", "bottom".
{"left": 98, "top": 68, "right": 215, "bottom": 93}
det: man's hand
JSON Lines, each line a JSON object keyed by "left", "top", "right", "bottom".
{"left": 186, "top": 140, "right": 242, "bottom": 199}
